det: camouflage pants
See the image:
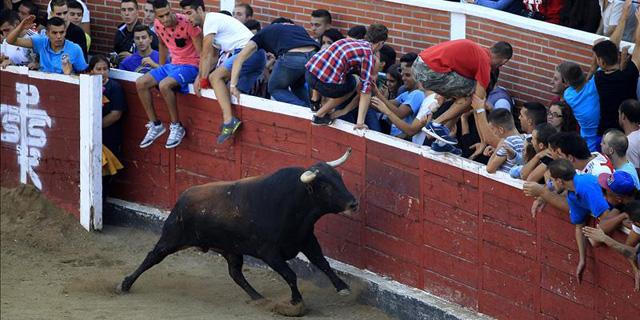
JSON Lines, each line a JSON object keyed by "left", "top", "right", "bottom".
{"left": 412, "top": 58, "right": 476, "bottom": 98}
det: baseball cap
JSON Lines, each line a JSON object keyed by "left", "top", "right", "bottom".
{"left": 598, "top": 171, "right": 636, "bottom": 195}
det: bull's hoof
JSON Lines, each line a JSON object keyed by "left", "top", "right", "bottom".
{"left": 338, "top": 288, "right": 351, "bottom": 296}
{"left": 273, "top": 300, "right": 306, "bottom": 317}
{"left": 115, "top": 282, "right": 129, "bottom": 294}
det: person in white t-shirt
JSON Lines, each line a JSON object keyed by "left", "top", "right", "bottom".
{"left": 0, "top": 9, "right": 35, "bottom": 68}
{"left": 181, "top": 0, "right": 265, "bottom": 144}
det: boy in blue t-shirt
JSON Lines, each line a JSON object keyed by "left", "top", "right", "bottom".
{"left": 118, "top": 25, "right": 159, "bottom": 74}
{"left": 547, "top": 159, "right": 618, "bottom": 283}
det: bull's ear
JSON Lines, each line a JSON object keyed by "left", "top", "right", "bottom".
{"left": 326, "top": 147, "right": 352, "bottom": 168}
{"left": 300, "top": 169, "right": 318, "bottom": 184}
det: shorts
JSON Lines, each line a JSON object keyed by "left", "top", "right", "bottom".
{"left": 149, "top": 64, "right": 199, "bottom": 93}
{"left": 305, "top": 70, "right": 357, "bottom": 99}
{"left": 412, "top": 58, "right": 475, "bottom": 98}
{"left": 221, "top": 48, "right": 266, "bottom": 94}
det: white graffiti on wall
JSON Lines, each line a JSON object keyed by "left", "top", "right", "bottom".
{"left": 1, "top": 83, "right": 52, "bottom": 190}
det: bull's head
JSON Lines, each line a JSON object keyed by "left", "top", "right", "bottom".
{"left": 300, "top": 148, "right": 359, "bottom": 215}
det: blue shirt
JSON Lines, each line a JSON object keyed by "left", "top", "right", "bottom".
{"left": 31, "top": 36, "right": 88, "bottom": 74}
{"left": 564, "top": 78, "right": 601, "bottom": 152}
{"left": 119, "top": 50, "right": 160, "bottom": 74}
{"left": 566, "top": 174, "right": 610, "bottom": 225}
{"left": 390, "top": 89, "right": 425, "bottom": 136}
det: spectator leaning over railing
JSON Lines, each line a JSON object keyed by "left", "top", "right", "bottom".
{"left": 305, "top": 24, "right": 388, "bottom": 129}
{"left": 49, "top": 0, "right": 87, "bottom": 61}
{"left": 0, "top": 9, "right": 36, "bottom": 68}
{"left": 582, "top": 201, "right": 639, "bottom": 291}
{"left": 136, "top": 0, "right": 202, "bottom": 149}
{"left": 6, "top": 15, "right": 87, "bottom": 74}
{"left": 415, "top": 40, "right": 512, "bottom": 149}
{"left": 618, "top": 99, "right": 640, "bottom": 170}
{"left": 118, "top": 24, "right": 159, "bottom": 74}
{"left": 546, "top": 158, "right": 621, "bottom": 283}
{"left": 181, "top": 0, "right": 266, "bottom": 145}
{"left": 556, "top": 61, "right": 601, "bottom": 152}
{"left": 229, "top": 17, "right": 319, "bottom": 108}
{"left": 592, "top": 1, "right": 640, "bottom": 136}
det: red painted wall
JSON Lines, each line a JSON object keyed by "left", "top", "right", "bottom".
{"left": 107, "top": 78, "right": 639, "bottom": 319}
{"left": 0, "top": 70, "right": 81, "bottom": 216}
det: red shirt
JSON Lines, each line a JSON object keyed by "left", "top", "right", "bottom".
{"left": 419, "top": 39, "right": 492, "bottom": 89}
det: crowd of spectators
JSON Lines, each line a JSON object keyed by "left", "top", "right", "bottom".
{"left": 0, "top": 0, "right": 639, "bottom": 290}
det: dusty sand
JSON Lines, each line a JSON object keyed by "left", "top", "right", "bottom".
{"left": 1, "top": 185, "right": 392, "bottom": 320}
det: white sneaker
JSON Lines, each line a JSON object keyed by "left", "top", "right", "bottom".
{"left": 139, "top": 122, "right": 166, "bottom": 148}
{"left": 165, "top": 123, "right": 186, "bottom": 149}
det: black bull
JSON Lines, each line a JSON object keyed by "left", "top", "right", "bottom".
{"left": 117, "top": 148, "right": 358, "bottom": 315}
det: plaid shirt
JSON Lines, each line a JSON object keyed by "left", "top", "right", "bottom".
{"left": 306, "top": 38, "right": 374, "bottom": 94}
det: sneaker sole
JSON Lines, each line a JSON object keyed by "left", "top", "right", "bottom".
{"left": 139, "top": 127, "right": 167, "bottom": 148}
{"left": 422, "top": 127, "right": 457, "bottom": 145}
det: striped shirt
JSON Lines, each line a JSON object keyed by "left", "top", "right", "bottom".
{"left": 495, "top": 134, "right": 525, "bottom": 173}
{"left": 305, "top": 38, "right": 375, "bottom": 94}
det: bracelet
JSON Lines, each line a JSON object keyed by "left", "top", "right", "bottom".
{"left": 475, "top": 108, "right": 486, "bottom": 114}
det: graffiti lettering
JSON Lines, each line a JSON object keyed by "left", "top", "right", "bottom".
{"left": 1, "top": 83, "right": 52, "bottom": 190}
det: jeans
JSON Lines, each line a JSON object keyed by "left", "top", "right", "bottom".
{"left": 335, "top": 95, "right": 382, "bottom": 132}
{"left": 223, "top": 48, "right": 266, "bottom": 94}
{"left": 268, "top": 51, "right": 315, "bottom": 107}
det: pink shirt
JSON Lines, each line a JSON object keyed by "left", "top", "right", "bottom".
{"left": 154, "top": 13, "right": 201, "bottom": 66}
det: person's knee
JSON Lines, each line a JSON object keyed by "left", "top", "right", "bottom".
{"left": 136, "top": 76, "right": 152, "bottom": 90}
{"left": 158, "top": 79, "right": 175, "bottom": 93}
{"left": 210, "top": 68, "right": 229, "bottom": 82}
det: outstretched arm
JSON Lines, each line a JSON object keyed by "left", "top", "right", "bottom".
{"left": 6, "top": 15, "right": 35, "bottom": 49}
{"left": 609, "top": 0, "right": 633, "bottom": 48}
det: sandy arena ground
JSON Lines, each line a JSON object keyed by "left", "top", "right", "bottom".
{"left": 1, "top": 185, "right": 392, "bottom": 320}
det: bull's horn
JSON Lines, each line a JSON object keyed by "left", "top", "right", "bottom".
{"left": 326, "top": 148, "right": 352, "bottom": 168}
{"left": 300, "top": 170, "right": 318, "bottom": 183}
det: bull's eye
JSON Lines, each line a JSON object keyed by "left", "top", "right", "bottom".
{"left": 322, "top": 184, "right": 332, "bottom": 193}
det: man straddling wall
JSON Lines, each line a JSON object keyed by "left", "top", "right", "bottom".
{"left": 136, "top": 0, "right": 202, "bottom": 149}
{"left": 181, "top": 0, "right": 266, "bottom": 144}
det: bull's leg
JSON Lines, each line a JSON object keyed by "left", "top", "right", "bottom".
{"left": 117, "top": 240, "right": 183, "bottom": 293}
{"left": 263, "top": 256, "right": 306, "bottom": 316}
{"left": 223, "top": 253, "right": 264, "bottom": 300}
{"left": 263, "top": 256, "right": 302, "bottom": 303}
{"left": 302, "top": 235, "right": 350, "bottom": 294}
